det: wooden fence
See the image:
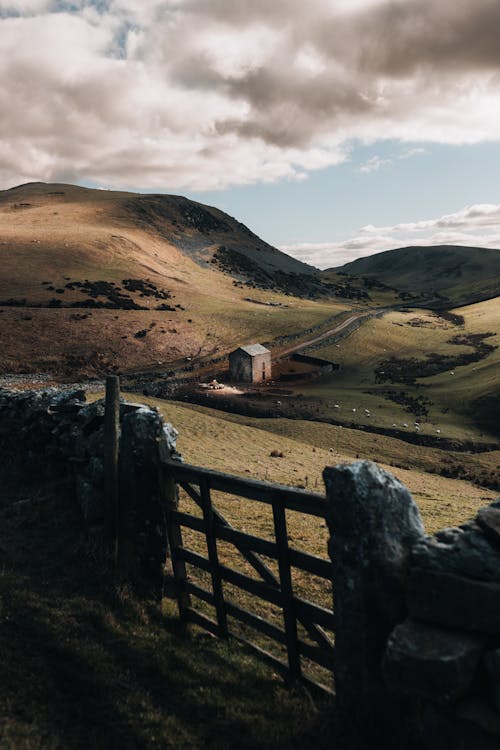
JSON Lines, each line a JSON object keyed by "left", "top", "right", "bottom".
{"left": 160, "top": 457, "right": 335, "bottom": 695}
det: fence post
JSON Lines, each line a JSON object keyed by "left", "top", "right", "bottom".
{"left": 104, "top": 374, "right": 120, "bottom": 559}
{"left": 323, "top": 460, "right": 425, "bottom": 746}
{"left": 272, "top": 496, "right": 301, "bottom": 682}
{"left": 161, "top": 465, "right": 192, "bottom": 621}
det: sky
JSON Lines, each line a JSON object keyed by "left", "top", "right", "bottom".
{"left": 1, "top": 0, "right": 500, "bottom": 267}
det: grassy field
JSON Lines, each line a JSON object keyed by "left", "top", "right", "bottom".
{"left": 133, "top": 395, "right": 497, "bottom": 535}
{"left": 287, "top": 300, "right": 500, "bottom": 443}
{"left": 112, "top": 392, "right": 497, "bottom": 688}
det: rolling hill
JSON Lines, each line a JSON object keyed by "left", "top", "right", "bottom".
{"left": 0, "top": 183, "right": 347, "bottom": 376}
{"left": 329, "top": 244, "right": 500, "bottom": 306}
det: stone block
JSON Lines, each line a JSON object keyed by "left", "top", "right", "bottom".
{"left": 384, "top": 618, "right": 483, "bottom": 703}
{"left": 485, "top": 649, "right": 500, "bottom": 714}
{"left": 412, "top": 522, "right": 500, "bottom": 583}
{"left": 323, "top": 460, "right": 425, "bottom": 736}
{"left": 477, "top": 507, "right": 500, "bottom": 549}
{"left": 408, "top": 568, "right": 500, "bottom": 635}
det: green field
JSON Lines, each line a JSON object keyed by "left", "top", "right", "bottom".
{"left": 122, "top": 394, "right": 498, "bottom": 535}
{"left": 285, "top": 298, "right": 500, "bottom": 444}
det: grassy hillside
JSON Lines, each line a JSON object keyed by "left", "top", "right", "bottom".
{"left": 331, "top": 245, "right": 500, "bottom": 306}
{"left": 121, "top": 394, "right": 498, "bottom": 534}
{"left": 0, "top": 183, "right": 349, "bottom": 376}
{"left": 287, "top": 299, "right": 500, "bottom": 443}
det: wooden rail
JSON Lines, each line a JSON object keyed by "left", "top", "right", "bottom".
{"left": 160, "top": 458, "right": 335, "bottom": 695}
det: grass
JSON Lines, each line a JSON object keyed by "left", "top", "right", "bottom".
{"left": 0, "top": 463, "right": 337, "bottom": 750}
{"left": 3, "top": 387, "right": 496, "bottom": 748}
{"left": 126, "top": 394, "right": 497, "bottom": 535}
{"left": 0, "top": 183, "right": 349, "bottom": 377}
{"left": 288, "top": 302, "right": 500, "bottom": 443}
{"left": 337, "top": 244, "right": 500, "bottom": 306}
{"left": 113, "top": 391, "right": 497, "bottom": 689}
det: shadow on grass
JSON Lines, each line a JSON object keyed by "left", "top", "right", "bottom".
{"left": 0, "top": 469, "right": 339, "bottom": 749}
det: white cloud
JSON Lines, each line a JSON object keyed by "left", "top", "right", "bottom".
{"left": 359, "top": 155, "right": 392, "bottom": 173}
{"left": 0, "top": 1, "right": 499, "bottom": 189}
{"left": 282, "top": 203, "right": 500, "bottom": 268}
{"left": 359, "top": 146, "right": 426, "bottom": 173}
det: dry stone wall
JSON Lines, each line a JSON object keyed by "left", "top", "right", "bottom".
{"left": 0, "top": 387, "right": 179, "bottom": 587}
{"left": 324, "top": 460, "right": 500, "bottom": 750}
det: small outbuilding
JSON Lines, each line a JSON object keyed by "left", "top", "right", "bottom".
{"left": 229, "top": 344, "right": 271, "bottom": 384}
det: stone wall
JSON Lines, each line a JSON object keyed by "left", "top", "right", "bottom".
{"left": 324, "top": 460, "right": 500, "bottom": 750}
{"left": 0, "top": 387, "right": 179, "bottom": 588}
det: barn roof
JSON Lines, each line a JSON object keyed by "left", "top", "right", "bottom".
{"left": 235, "top": 344, "right": 270, "bottom": 357}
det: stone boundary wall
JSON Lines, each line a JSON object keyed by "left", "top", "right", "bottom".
{"left": 2, "top": 388, "right": 498, "bottom": 748}
{"left": 0, "top": 387, "right": 179, "bottom": 588}
{"left": 291, "top": 353, "right": 340, "bottom": 371}
{"left": 298, "top": 310, "right": 386, "bottom": 355}
{"left": 324, "top": 460, "right": 500, "bottom": 750}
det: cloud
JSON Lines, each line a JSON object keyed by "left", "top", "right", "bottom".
{"left": 282, "top": 203, "right": 500, "bottom": 268}
{"left": 359, "top": 155, "right": 392, "bottom": 173}
{"left": 0, "top": 1, "right": 500, "bottom": 189}
{"left": 359, "top": 146, "right": 425, "bottom": 173}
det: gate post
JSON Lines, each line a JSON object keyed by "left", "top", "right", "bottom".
{"left": 323, "top": 460, "right": 425, "bottom": 746}
{"left": 118, "top": 406, "right": 178, "bottom": 593}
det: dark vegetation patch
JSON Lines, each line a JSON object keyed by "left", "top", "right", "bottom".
{"left": 1, "top": 280, "right": 177, "bottom": 311}
{"left": 156, "top": 302, "right": 177, "bottom": 311}
{"left": 436, "top": 310, "right": 465, "bottom": 326}
{"left": 430, "top": 455, "right": 500, "bottom": 492}
{"left": 121, "top": 279, "right": 171, "bottom": 300}
{"left": 177, "top": 201, "right": 231, "bottom": 234}
{"left": 125, "top": 196, "right": 232, "bottom": 243}
{"left": 375, "top": 333, "right": 497, "bottom": 385}
{"left": 472, "top": 392, "right": 500, "bottom": 440}
{"left": 367, "top": 389, "right": 433, "bottom": 418}
{"left": 212, "top": 246, "right": 362, "bottom": 299}
{"left": 361, "top": 277, "right": 395, "bottom": 291}
{"left": 65, "top": 280, "right": 146, "bottom": 309}
{"left": 0, "top": 298, "right": 27, "bottom": 306}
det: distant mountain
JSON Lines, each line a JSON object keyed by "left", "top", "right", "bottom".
{"left": 330, "top": 245, "right": 500, "bottom": 306}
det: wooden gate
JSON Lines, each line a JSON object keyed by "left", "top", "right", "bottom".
{"left": 160, "top": 458, "right": 335, "bottom": 695}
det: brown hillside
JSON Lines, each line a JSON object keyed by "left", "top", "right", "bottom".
{"left": 0, "top": 183, "right": 344, "bottom": 377}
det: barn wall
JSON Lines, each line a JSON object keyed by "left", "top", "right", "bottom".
{"left": 251, "top": 352, "right": 272, "bottom": 383}
{"left": 229, "top": 351, "right": 253, "bottom": 383}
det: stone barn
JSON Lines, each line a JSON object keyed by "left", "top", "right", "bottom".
{"left": 229, "top": 344, "right": 271, "bottom": 384}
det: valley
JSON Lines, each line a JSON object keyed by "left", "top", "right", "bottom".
{"left": 1, "top": 182, "right": 499, "bottom": 523}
